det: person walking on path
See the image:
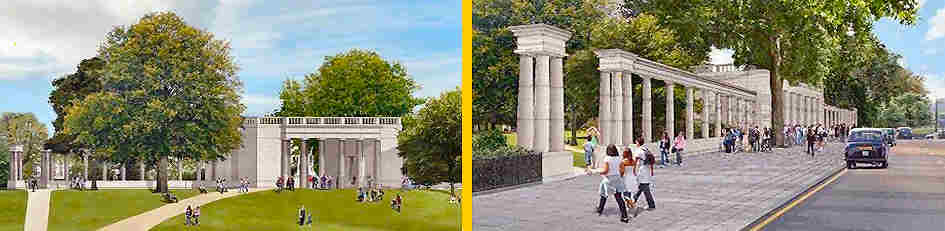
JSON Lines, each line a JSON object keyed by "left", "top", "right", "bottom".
{"left": 658, "top": 132, "right": 671, "bottom": 167}
{"left": 185, "top": 205, "right": 193, "bottom": 226}
{"left": 672, "top": 132, "right": 686, "bottom": 166}
{"left": 194, "top": 206, "right": 201, "bottom": 226}
{"left": 807, "top": 125, "right": 817, "bottom": 157}
{"left": 621, "top": 147, "right": 638, "bottom": 211}
{"left": 633, "top": 137, "right": 657, "bottom": 211}
{"left": 584, "top": 138, "right": 595, "bottom": 169}
{"left": 589, "top": 144, "right": 630, "bottom": 223}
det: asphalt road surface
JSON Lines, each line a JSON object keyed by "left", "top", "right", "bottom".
{"left": 763, "top": 140, "right": 945, "bottom": 231}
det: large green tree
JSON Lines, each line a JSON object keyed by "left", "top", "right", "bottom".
{"left": 629, "top": 0, "right": 919, "bottom": 146}
{"left": 273, "top": 49, "right": 423, "bottom": 118}
{"left": 47, "top": 57, "right": 105, "bottom": 155}
{"left": 398, "top": 87, "right": 461, "bottom": 196}
{"left": 1, "top": 113, "right": 49, "bottom": 184}
{"left": 63, "top": 12, "right": 244, "bottom": 193}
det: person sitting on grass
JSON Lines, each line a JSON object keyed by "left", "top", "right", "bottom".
{"left": 391, "top": 194, "right": 403, "bottom": 213}
{"left": 357, "top": 187, "right": 365, "bottom": 202}
{"left": 276, "top": 176, "right": 284, "bottom": 193}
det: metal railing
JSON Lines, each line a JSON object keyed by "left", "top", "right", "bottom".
{"left": 247, "top": 117, "right": 401, "bottom": 126}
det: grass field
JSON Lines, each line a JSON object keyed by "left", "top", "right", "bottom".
{"left": 0, "top": 190, "right": 26, "bottom": 231}
{"left": 47, "top": 189, "right": 199, "bottom": 231}
{"left": 150, "top": 189, "right": 460, "bottom": 231}
{"left": 506, "top": 131, "right": 591, "bottom": 168}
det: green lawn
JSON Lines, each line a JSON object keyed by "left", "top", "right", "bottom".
{"left": 48, "top": 189, "right": 199, "bottom": 231}
{"left": 507, "top": 131, "right": 591, "bottom": 168}
{"left": 0, "top": 190, "right": 27, "bottom": 231}
{"left": 151, "top": 189, "right": 460, "bottom": 231}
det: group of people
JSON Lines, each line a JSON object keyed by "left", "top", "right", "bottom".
{"left": 215, "top": 177, "right": 228, "bottom": 194}
{"left": 276, "top": 176, "right": 295, "bottom": 192}
{"left": 70, "top": 176, "right": 87, "bottom": 191}
{"left": 357, "top": 187, "right": 385, "bottom": 202}
{"left": 309, "top": 175, "right": 336, "bottom": 189}
{"left": 184, "top": 205, "right": 201, "bottom": 226}
{"left": 723, "top": 126, "right": 774, "bottom": 153}
{"left": 657, "top": 132, "right": 686, "bottom": 167}
{"left": 783, "top": 123, "right": 835, "bottom": 156}
{"left": 237, "top": 177, "right": 250, "bottom": 193}
{"left": 588, "top": 137, "right": 658, "bottom": 223}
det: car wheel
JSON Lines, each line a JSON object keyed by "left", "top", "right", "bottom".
{"left": 847, "top": 161, "right": 854, "bottom": 169}
{"left": 881, "top": 161, "right": 888, "bottom": 169}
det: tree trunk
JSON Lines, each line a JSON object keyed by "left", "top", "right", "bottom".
{"left": 768, "top": 35, "right": 786, "bottom": 147}
{"left": 157, "top": 155, "right": 169, "bottom": 193}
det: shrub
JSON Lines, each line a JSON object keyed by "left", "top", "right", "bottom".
{"left": 472, "top": 129, "right": 507, "bottom": 152}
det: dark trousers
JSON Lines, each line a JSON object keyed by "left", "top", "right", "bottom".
{"left": 633, "top": 183, "right": 656, "bottom": 209}
{"left": 807, "top": 141, "right": 815, "bottom": 156}
{"left": 597, "top": 193, "right": 629, "bottom": 219}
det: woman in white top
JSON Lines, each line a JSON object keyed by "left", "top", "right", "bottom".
{"left": 622, "top": 145, "right": 640, "bottom": 210}
{"left": 590, "top": 144, "right": 630, "bottom": 223}
{"left": 631, "top": 137, "right": 657, "bottom": 210}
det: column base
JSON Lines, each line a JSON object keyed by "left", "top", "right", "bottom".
{"left": 542, "top": 151, "right": 575, "bottom": 183}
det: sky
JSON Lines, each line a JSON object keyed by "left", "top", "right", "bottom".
{"left": 0, "top": 0, "right": 460, "bottom": 134}
{"left": 711, "top": 0, "right": 945, "bottom": 101}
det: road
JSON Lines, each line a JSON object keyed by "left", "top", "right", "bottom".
{"left": 763, "top": 140, "right": 945, "bottom": 231}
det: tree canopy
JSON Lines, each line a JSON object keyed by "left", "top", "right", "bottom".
{"left": 628, "top": 0, "right": 919, "bottom": 145}
{"left": 47, "top": 57, "right": 105, "bottom": 154}
{"left": 1, "top": 112, "right": 49, "bottom": 182}
{"left": 63, "top": 12, "right": 244, "bottom": 192}
{"left": 398, "top": 87, "right": 461, "bottom": 196}
{"left": 273, "top": 49, "right": 423, "bottom": 118}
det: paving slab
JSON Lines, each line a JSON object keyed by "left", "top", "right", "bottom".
{"left": 24, "top": 189, "right": 51, "bottom": 231}
{"left": 473, "top": 143, "right": 844, "bottom": 230}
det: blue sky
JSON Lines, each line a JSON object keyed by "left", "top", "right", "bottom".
{"left": 0, "top": 0, "right": 460, "bottom": 134}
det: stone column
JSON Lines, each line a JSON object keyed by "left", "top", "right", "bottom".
{"left": 686, "top": 86, "right": 694, "bottom": 139}
{"left": 702, "top": 89, "right": 710, "bottom": 138}
{"left": 319, "top": 139, "right": 326, "bottom": 177}
{"left": 622, "top": 71, "right": 634, "bottom": 145}
{"left": 642, "top": 76, "right": 652, "bottom": 143}
{"left": 7, "top": 149, "right": 14, "bottom": 188}
{"left": 550, "top": 56, "right": 565, "bottom": 152}
{"left": 121, "top": 164, "right": 126, "bottom": 181}
{"left": 359, "top": 139, "right": 366, "bottom": 187}
{"left": 281, "top": 139, "right": 289, "bottom": 178}
{"left": 102, "top": 160, "right": 108, "bottom": 181}
{"left": 665, "top": 81, "right": 675, "bottom": 137}
{"left": 177, "top": 158, "right": 183, "bottom": 181}
{"left": 140, "top": 161, "right": 146, "bottom": 181}
{"left": 301, "top": 139, "right": 309, "bottom": 188}
{"left": 83, "top": 155, "right": 88, "bottom": 180}
{"left": 41, "top": 150, "right": 49, "bottom": 188}
{"left": 600, "top": 72, "right": 612, "bottom": 145}
{"left": 63, "top": 153, "right": 70, "bottom": 182}
{"left": 339, "top": 139, "right": 346, "bottom": 188}
{"left": 612, "top": 72, "right": 623, "bottom": 145}
{"left": 715, "top": 92, "right": 722, "bottom": 137}
{"left": 534, "top": 55, "right": 551, "bottom": 153}
{"left": 517, "top": 55, "right": 535, "bottom": 150}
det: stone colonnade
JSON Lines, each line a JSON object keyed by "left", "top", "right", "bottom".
{"left": 509, "top": 24, "right": 571, "bottom": 154}
{"left": 824, "top": 105, "right": 858, "bottom": 128}
{"left": 275, "top": 137, "right": 381, "bottom": 189}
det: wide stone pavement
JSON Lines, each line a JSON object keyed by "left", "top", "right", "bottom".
{"left": 473, "top": 143, "right": 845, "bottom": 231}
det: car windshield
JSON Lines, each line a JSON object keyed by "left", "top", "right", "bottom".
{"left": 848, "top": 131, "right": 883, "bottom": 142}
{"left": 899, "top": 128, "right": 911, "bottom": 133}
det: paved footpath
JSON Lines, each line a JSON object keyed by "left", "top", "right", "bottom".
{"left": 24, "top": 189, "right": 51, "bottom": 231}
{"left": 474, "top": 143, "right": 845, "bottom": 231}
{"left": 99, "top": 188, "right": 268, "bottom": 231}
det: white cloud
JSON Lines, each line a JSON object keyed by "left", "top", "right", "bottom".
{"left": 898, "top": 57, "right": 908, "bottom": 67}
{"left": 708, "top": 47, "right": 734, "bottom": 65}
{"left": 924, "top": 74, "right": 945, "bottom": 100}
{"left": 926, "top": 8, "right": 945, "bottom": 40}
{"left": 919, "top": 0, "right": 928, "bottom": 8}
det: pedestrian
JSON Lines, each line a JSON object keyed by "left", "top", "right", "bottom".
{"left": 185, "top": 205, "right": 192, "bottom": 226}
{"left": 194, "top": 206, "right": 201, "bottom": 225}
{"left": 298, "top": 205, "right": 307, "bottom": 226}
{"left": 590, "top": 144, "right": 629, "bottom": 223}
{"left": 672, "top": 132, "right": 686, "bottom": 166}
{"left": 621, "top": 142, "right": 641, "bottom": 212}
{"left": 807, "top": 125, "right": 817, "bottom": 156}
{"left": 633, "top": 137, "right": 657, "bottom": 212}
{"left": 584, "top": 138, "right": 596, "bottom": 169}
{"left": 659, "top": 132, "right": 670, "bottom": 167}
